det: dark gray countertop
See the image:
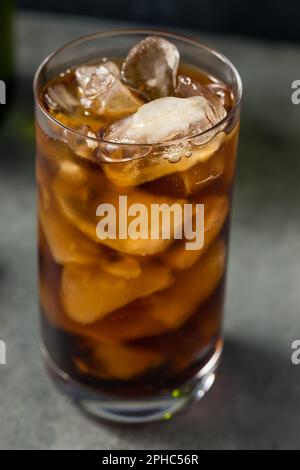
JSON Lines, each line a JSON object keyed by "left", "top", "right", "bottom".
{"left": 0, "top": 11, "right": 300, "bottom": 450}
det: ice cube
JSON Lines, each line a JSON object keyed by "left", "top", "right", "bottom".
{"left": 145, "top": 238, "right": 226, "bottom": 330}
{"left": 66, "top": 124, "right": 98, "bottom": 160}
{"left": 36, "top": 124, "right": 79, "bottom": 178}
{"left": 103, "top": 134, "right": 224, "bottom": 188}
{"left": 162, "top": 195, "right": 229, "bottom": 270}
{"left": 176, "top": 74, "right": 216, "bottom": 99}
{"left": 74, "top": 341, "right": 163, "bottom": 380}
{"left": 176, "top": 74, "right": 202, "bottom": 98}
{"left": 207, "top": 82, "right": 232, "bottom": 109}
{"left": 55, "top": 112, "right": 106, "bottom": 135}
{"left": 38, "top": 184, "right": 141, "bottom": 279}
{"left": 178, "top": 154, "right": 224, "bottom": 197}
{"left": 100, "top": 251, "right": 141, "bottom": 280}
{"left": 61, "top": 261, "right": 173, "bottom": 323}
{"left": 75, "top": 62, "right": 143, "bottom": 118}
{"left": 40, "top": 270, "right": 102, "bottom": 342}
{"left": 94, "top": 239, "right": 226, "bottom": 340}
{"left": 53, "top": 162, "right": 187, "bottom": 256}
{"left": 103, "top": 96, "right": 225, "bottom": 187}
{"left": 40, "top": 260, "right": 141, "bottom": 347}
{"left": 40, "top": 273, "right": 109, "bottom": 347}
{"left": 122, "top": 36, "right": 180, "bottom": 99}
{"left": 55, "top": 160, "right": 87, "bottom": 185}
{"left": 39, "top": 187, "right": 101, "bottom": 265}
{"left": 176, "top": 75, "right": 227, "bottom": 121}
{"left": 44, "top": 83, "right": 79, "bottom": 114}
{"left": 39, "top": 239, "right": 78, "bottom": 334}
{"left": 76, "top": 61, "right": 120, "bottom": 90}
{"left": 93, "top": 301, "right": 169, "bottom": 341}
{"left": 146, "top": 295, "right": 222, "bottom": 372}
{"left": 105, "top": 96, "right": 223, "bottom": 144}
{"left": 37, "top": 107, "right": 105, "bottom": 170}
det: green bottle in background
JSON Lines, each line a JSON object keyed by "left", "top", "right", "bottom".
{"left": 0, "top": 0, "right": 14, "bottom": 120}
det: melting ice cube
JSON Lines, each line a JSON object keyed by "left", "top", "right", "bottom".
{"left": 103, "top": 96, "right": 227, "bottom": 187}
{"left": 94, "top": 239, "right": 226, "bottom": 339}
{"left": 122, "top": 36, "right": 180, "bottom": 99}
{"left": 207, "top": 82, "right": 232, "bottom": 109}
{"left": 61, "top": 261, "right": 173, "bottom": 323}
{"left": 53, "top": 160, "right": 187, "bottom": 256}
{"left": 44, "top": 83, "right": 79, "bottom": 114}
{"left": 162, "top": 195, "right": 229, "bottom": 270}
{"left": 75, "top": 62, "right": 143, "bottom": 118}
{"left": 75, "top": 341, "right": 163, "bottom": 380}
{"left": 105, "top": 96, "right": 226, "bottom": 144}
{"left": 66, "top": 124, "right": 98, "bottom": 160}
{"left": 76, "top": 62, "right": 120, "bottom": 91}
{"left": 176, "top": 75, "right": 227, "bottom": 122}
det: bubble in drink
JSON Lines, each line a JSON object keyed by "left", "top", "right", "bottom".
{"left": 75, "top": 62, "right": 143, "bottom": 118}
{"left": 122, "top": 36, "right": 180, "bottom": 100}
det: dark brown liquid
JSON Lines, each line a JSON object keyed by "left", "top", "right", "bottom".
{"left": 37, "top": 61, "right": 239, "bottom": 398}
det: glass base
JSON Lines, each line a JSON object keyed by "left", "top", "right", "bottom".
{"left": 42, "top": 340, "right": 223, "bottom": 424}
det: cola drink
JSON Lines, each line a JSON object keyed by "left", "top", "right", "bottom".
{"left": 34, "top": 31, "right": 241, "bottom": 422}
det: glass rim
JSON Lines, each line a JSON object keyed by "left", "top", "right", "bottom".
{"left": 33, "top": 28, "right": 243, "bottom": 147}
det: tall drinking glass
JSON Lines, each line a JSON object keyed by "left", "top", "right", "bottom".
{"left": 34, "top": 30, "right": 242, "bottom": 423}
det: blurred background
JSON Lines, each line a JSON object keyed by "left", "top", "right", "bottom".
{"left": 2, "top": 0, "right": 300, "bottom": 138}
{"left": 17, "top": 0, "right": 300, "bottom": 42}
{"left": 0, "top": 0, "right": 300, "bottom": 450}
